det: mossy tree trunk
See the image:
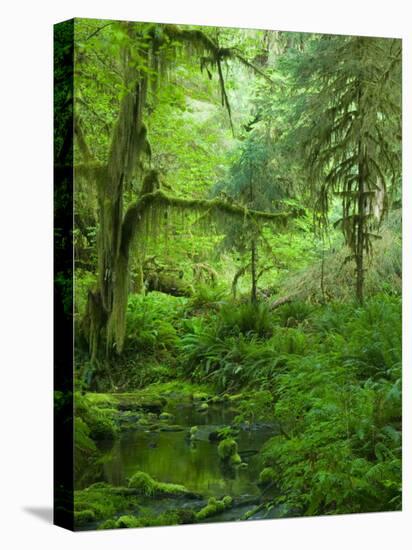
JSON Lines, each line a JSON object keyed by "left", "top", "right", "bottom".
{"left": 77, "top": 25, "right": 286, "bottom": 361}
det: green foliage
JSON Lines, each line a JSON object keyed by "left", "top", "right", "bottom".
{"left": 74, "top": 417, "right": 97, "bottom": 476}
{"left": 260, "top": 295, "right": 401, "bottom": 516}
{"left": 124, "top": 293, "right": 183, "bottom": 354}
{"left": 181, "top": 310, "right": 309, "bottom": 391}
{"left": 74, "top": 270, "right": 97, "bottom": 316}
{"left": 74, "top": 509, "right": 96, "bottom": 525}
{"left": 274, "top": 300, "right": 313, "bottom": 327}
{"left": 259, "top": 467, "right": 276, "bottom": 486}
{"left": 217, "top": 301, "right": 274, "bottom": 337}
{"left": 74, "top": 482, "right": 141, "bottom": 523}
{"left": 187, "top": 283, "right": 228, "bottom": 311}
{"left": 71, "top": 21, "right": 401, "bottom": 525}
{"left": 288, "top": 35, "right": 401, "bottom": 302}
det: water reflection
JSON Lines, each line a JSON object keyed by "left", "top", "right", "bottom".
{"left": 82, "top": 402, "right": 276, "bottom": 499}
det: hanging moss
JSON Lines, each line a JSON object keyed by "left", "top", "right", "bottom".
{"left": 80, "top": 25, "right": 286, "bottom": 360}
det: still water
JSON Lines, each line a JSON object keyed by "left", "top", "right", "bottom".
{"left": 84, "top": 401, "right": 277, "bottom": 500}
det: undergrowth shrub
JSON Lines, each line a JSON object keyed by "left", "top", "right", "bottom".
{"left": 123, "top": 292, "right": 185, "bottom": 355}
{"left": 274, "top": 300, "right": 314, "bottom": 327}
{"left": 180, "top": 315, "right": 310, "bottom": 391}
{"left": 216, "top": 302, "right": 274, "bottom": 337}
{"left": 259, "top": 294, "right": 401, "bottom": 516}
{"left": 187, "top": 283, "right": 228, "bottom": 311}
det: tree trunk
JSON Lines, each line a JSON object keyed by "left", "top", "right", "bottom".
{"left": 251, "top": 239, "right": 258, "bottom": 303}
{"left": 356, "top": 143, "right": 366, "bottom": 305}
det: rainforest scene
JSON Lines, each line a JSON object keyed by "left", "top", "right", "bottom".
{"left": 55, "top": 19, "right": 402, "bottom": 530}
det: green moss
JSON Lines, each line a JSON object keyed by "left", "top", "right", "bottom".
{"left": 74, "top": 509, "right": 96, "bottom": 525}
{"left": 115, "top": 515, "right": 140, "bottom": 528}
{"left": 222, "top": 495, "right": 233, "bottom": 507}
{"left": 196, "top": 496, "right": 233, "bottom": 520}
{"left": 97, "top": 510, "right": 193, "bottom": 530}
{"left": 75, "top": 393, "right": 119, "bottom": 442}
{"left": 74, "top": 417, "right": 97, "bottom": 475}
{"left": 128, "top": 470, "right": 189, "bottom": 496}
{"left": 128, "top": 471, "right": 157, "bottom": 495}
{"left": 230, "top": 452, "right": 242, "bottom": 465}
{"left": 74, "top": 482, "right": 141, "bottom": 521}
{"left": 193, "top": 391, "right": 210, "bottom": 402}
{"left": 97, "top": 519, "right": 117, "bottom": 530}
{"left": 84, "top": 393, "right": 118, "bottom": 407}
{"left": 217, "top": 438, "right": 238, "bottom": 461}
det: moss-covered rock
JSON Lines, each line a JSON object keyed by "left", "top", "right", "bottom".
{"left": 74, "top": 482, "right": 141, "bottom": 522}
{"left": 230, "top": 453, "right": 242, "bottom": 465}
{"left": 128, "top": 470, "right": 190, "bottom": 497}
{"left": 217, "top": 438, "right": 243, "bottom": 466}
{"left": 197, "top": 402, "right": 209, "bottom": 412}
{"left": 75, "top": 393, "right": 119, "bottom": 442}
{"left": 115, "top": 515, "right": 140, "bottom": 528}
{"left": 217, "top": 438, "right": 237, "bottom": 460}
{"left": 88, "top": 410, "right": 119, "bottom": 440}
{"left": 196, "top": 496, "right": 233, "bottom": 520}
{"left": 115, "top": 394, "right": 167, "bottom": 413}
{"left": 127, "top": 471, "right": 157, "bottom": 495}
{"left": 192, "top": 391, "right": 209, "bottom": 402}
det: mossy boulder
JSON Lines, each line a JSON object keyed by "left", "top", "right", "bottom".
{"left": 114, "top": 393, "right": 167, "bottom": 414}
{"left": 74, "top": 482, "right": 141, "bottom": 522}
{"left": 75, "top": 393, "right": 119, "bottom": 442}
{"left": 128, "top": 470, "right": 190, "bottom": 497}
{"left": 88, "top": 411, "right": 118, "bottom": 440}
{"left": 197, "top": 402, "right": 209, "bottom": 412}
{"left": 217, "top": 438, "right": 242, "bottom": 466}
{"left": 128, "top": 471, "right": 157, "bottom": 495}
{"left": 192, "top": 392, "right": 209, "bottom": 402}
{"left": 196, "top": 496, "right": 233, "bottom": 520}
{"left": 230, "top": 453, "right": 242, "bottom": 465}
{"left": 115, "top": 515, "right": 140, "bottom": 529}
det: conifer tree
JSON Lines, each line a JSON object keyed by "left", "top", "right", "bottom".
{"left": 292, "top": 35, "right": 401, "bottom": 302}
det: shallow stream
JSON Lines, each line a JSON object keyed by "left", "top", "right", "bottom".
{"left": 80, "top": 398, "right": 281, "bottom": 525}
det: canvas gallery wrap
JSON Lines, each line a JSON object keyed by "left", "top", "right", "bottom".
{"left": 54, "top": 18, "right": 402, "bottom": 531}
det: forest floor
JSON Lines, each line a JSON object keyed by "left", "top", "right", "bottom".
{"left": 72, "top": 289, "right": 401, "bottom": 530}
